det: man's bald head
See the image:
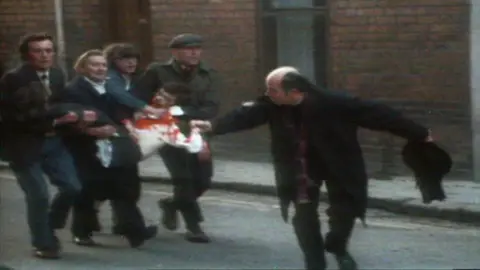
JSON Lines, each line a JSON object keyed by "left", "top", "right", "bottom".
{"left": 264, "top": 66, "right": 306, "bottom": 106}
{"left": 265, "top": 66, "right": 299, "bottom": 85}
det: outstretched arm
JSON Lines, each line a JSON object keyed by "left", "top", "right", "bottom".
{"left": 332, "top": 92, "right": 429, "bottom": 141}
{"left": 211, "top": 97, "right": 270, "bottom": 135}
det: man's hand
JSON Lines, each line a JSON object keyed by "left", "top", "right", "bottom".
{"left": 53, "top": 112, "right": 79, "bottom": 126}
{"left": 124, "top": 120, "right": 139, "bottom": 143}
{"left": 143, "top": 105, "right": 167, "bottom": 118}
{"left": 190, "top": 120, "right": 212, "bottom": 132}
{"left": 84, "top": 125, "right": 117, "bottom": 138}
{"left": 198, "top": 142, "right": 211, "bottom": 161}
{"left": 82, "top": 110, "right": 97, "bottom": 123}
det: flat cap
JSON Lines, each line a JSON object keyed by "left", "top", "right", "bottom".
{"left": 168, "top": 33, "right": 203, "bottom": 49}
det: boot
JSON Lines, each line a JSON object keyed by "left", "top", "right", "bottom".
{"left": 158, "top": 198, "right": 178, "bottom": 231}
{"left": 335, "top": 252, "right": 358, "bottom": 270}
{"left": 185, "top": 224, "right": 210, "bottom": 243}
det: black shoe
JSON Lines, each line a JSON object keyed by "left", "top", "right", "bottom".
{"left": 335, "top": 252, "right": 358, "bottom": 270}
{"left": 73, "top": 235, "right": 97, "bottom": 247}
{"left": 126, "top": 225, "right": 158, "bottom": 248}
{"left": 33, "top": 248, "right": 60, "bottom": 259}
{"left": 185, "top": 226, "right": 210, "bottom": 243}
{"left": 158, "top": 199, "right": 178, "bottom": 231}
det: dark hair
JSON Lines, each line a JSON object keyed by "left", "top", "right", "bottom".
{"left": 280, "top": 72, "right": 315, "bottom": 93}
{"left": 18, "top": 32, "right": 55, "bottom": 61}
{"left": 103, "top": 43, "right": 140, "bottom": 68}
{"left": 162, "top": 82, "right": 192, "bottom": 105}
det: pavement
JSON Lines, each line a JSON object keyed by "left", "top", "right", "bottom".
{"left": 1, "top": 178, "right": 480, "bottom": 269}
{"left": 1, "top": 154, "right": 480, "bottom": 226}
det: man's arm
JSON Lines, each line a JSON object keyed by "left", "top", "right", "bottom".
{"left": 209, "top": 97, "right": 270, "bottom": 135}
{"left": 181, "top": 71, "right": 221, "bottom": 120}
{"left": 133, "top": 63, "right": 162, "bottom": 103}
{"left": 332, "top": 92, "right": 429, "bottom": 141}
{"left": 106, "top": 72, "right": 148, "bottom": 111}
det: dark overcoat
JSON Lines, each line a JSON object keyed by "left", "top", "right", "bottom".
{"left": 211, "top": 88, "right": 429, "bottom": 219}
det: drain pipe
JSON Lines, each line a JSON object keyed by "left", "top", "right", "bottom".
{"left": 53, "top": 0, "right": 68, "bottom": 78}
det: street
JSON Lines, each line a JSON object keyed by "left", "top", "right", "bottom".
{"left": 1, "top": 177, "right": 479, "bottom": 270}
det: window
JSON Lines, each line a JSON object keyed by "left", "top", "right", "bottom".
{"left": 259, "top": 0, "right": 328, "bottom": 87}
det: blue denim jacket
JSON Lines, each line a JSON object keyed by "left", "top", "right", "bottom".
{"left": 106, "top": 69, "right": 146, "bottom": 111}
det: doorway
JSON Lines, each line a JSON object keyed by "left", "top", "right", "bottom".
{"left": 103, "top": 0, "right": 154, "bottom": 69}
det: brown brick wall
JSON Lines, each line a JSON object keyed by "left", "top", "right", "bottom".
{"left": 62, "top": 0, "right": 106, "bottom": 77}
{"left": 0, "top": 0, "right": 55, "bottom": 69}
{"left": 0, "top": 0, "right": 473, "bottom": 178}
{"left": 329, "top": 0, "right": 471, "bottom": 178}
{"left": 149, "top": 0, "right": 260, "bottom": 113}
{"left": 0, "top": 0, "right": 105, "bottom": 76}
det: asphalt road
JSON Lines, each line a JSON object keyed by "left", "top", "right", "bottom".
{"left": 0, "top": 176, "right": 479, "bottom": 270}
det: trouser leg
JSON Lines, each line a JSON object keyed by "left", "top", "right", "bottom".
{"left": 292, "top": 188, "right": 326, "bottom": 270}
{"left": 323, "top": 179, "right": 357, "bottom": 256}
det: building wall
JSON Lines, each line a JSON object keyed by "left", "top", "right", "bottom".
{"left": 0, "top": 0, "right": 106, "bottom": 76}
{"left": 149, "top": 0, "right": 260, "bottom": 113}
{"left": 329, "top": 0, "right": 471, "bottom": 178}
{"left": 0, "top": 0, "right": 472, "bottom": 178}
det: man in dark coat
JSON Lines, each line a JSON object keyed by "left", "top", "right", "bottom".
{"left": 190, "top": 67, "right": 433, "bottom": 270}
{"left": 134, "top": 33, "right": 221, "bottom": 242}
{"left": 0, "top": 33, "right": 81, "bottom": 259}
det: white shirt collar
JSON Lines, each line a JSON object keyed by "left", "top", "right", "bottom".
{"left": 37, "top": 70, "right": 49, "bottom": 79}
{"left": 84, "top": 76, "right": 106, "bottom": 94}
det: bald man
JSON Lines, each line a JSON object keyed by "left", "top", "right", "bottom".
{"left": 191, "top": 67, "right": 433, "bottom": 270}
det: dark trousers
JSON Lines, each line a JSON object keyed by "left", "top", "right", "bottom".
{"left": 292, "top": 180, "right": 356, "bottom": 270}
{"left": 10, "top": 136, "right": 81, "bottom": 249}
{"left": 70, "top": 156, "right": 146, "bottom": 238}
{"left": 159, "top": 145, "right": 212, "bottom": 229}
{"left": 110, "top": 166, "right": 141, "bottom": 228}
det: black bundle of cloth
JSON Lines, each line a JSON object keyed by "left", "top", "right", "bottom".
{"left": 48, "top": 103, "right": 142, "bottom": 168}
{"left": 11, "top": 82, "right": 142, "bottom": 168}
{"left": 401, "top": 141, "right": 452, "bottom": 204}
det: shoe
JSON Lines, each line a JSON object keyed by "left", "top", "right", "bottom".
{"left": 158, "top": 199, "right": 178, "bottom": 231}
{"left": 33, "top": 248, "right": 60, "bottom": 259}
{"left": 73, "top": 235, "right": 97, "bottom": 247}
{"left": 185, "top": 226, "right": 210, "bottom": 243}
{"left": 126, "top": 225, "right": 158, "bottom": 248}
{"left": 335, "top": 252, "right": 358, "bottom": 270}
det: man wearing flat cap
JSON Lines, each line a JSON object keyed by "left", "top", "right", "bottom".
{"left": 134, "top": 33, "right": 221, "bottom": 243}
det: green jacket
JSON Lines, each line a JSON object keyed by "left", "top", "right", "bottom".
{"left": 134, "top": 59, "right": 221, "bottom": 123}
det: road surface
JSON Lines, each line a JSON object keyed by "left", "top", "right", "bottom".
{"left": 0, "top": 177, "right": 479, "bottom": 270}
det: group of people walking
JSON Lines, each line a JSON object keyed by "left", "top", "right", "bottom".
{"left": 0, "top": 31, "right": 437, "bottom": 270}
{"left": 0, "top": 32, "right": 219, "bottom": 260}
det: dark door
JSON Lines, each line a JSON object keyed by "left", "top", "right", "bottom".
{"left": 103, "top": 0, "right": 154, "bottom": 69}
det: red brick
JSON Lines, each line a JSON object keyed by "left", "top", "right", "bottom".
{"left": 0, "top": 0, "right": 472, "bottom": 178}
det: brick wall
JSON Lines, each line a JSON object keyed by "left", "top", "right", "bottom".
{"left": 329, "top": 0, "right": 471, "bottom": 178}
{"left": 62, "top": 0, "right": 106, "bottom": 77}
{"left": 0, "top": 0, "right": 105, "bottom": 77}
{"left": 0, "top": 0, "right": 473, "bottom": 178}
{"left": 0, "top": 0, "right": 55, "bottom": 69}
{"left": 149, "top": 0, "right": 260, "bottom": 113}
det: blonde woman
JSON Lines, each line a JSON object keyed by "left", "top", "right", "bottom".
{"left": 61, "top": 49, "right": 157, "bottom": 248}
